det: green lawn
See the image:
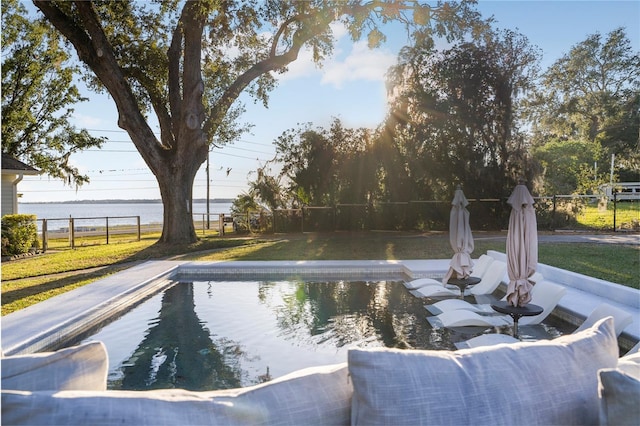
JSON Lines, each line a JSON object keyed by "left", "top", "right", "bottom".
{"left": 2, "top": 231, "right": 638, "bottom": 316}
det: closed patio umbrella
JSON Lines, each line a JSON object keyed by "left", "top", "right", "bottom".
{"left": 506, "top": 182, "right": 538, "bottom": 307}
{"left": 442, "top": 186, "right": 474, "bottom": 285}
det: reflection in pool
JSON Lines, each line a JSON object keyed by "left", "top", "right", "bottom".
{"left": 77, "top": 280, "right": 564, "bottom": 391}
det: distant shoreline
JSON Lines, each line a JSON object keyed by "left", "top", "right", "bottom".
{"left": 20, "top": 198, "right": 234, "bottom": 204}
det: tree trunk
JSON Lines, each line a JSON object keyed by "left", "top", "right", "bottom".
{"left": 155, "top": 144, "right": 206, "bottom": 245}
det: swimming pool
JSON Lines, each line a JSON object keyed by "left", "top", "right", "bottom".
{"left": 72, "top": 278, "right": 570, "bottom": 391}
{"left": 76, "top": 279, "right": 438, "bottom": 390}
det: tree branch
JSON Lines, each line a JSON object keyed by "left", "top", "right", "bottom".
{"left": 33, "top": 1, "right": 166, "bottom": 166}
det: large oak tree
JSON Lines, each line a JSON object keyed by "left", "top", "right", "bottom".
{"left": 33, "top": 0, "right": 485, "bottom": 244}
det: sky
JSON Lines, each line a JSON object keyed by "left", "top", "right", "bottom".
{"left": 16, "top": 1, "right": 640, "bottom": 203}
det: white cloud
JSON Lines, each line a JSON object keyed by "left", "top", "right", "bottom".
{"left": 320, "top": 41, "right": 396, "bottom": 88}
{"left": 274, "top": 22, "right": 398, "bottom": 88}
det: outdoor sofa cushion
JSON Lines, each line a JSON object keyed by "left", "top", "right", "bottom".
{"left": 598, "top": 351, "right": 640, "bottom": 426}
{"left": 1, "top": 341, "right": 108, "bottom": 392}
{"left": 1, "top": 362, "right": 352, "bottom": 426}
{"left": 348, "top": 317, "right": 618, "bottom": 426}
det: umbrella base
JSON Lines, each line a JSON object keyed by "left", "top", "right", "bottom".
{"left": 490, "top": 301, "right": 543, "bottom": 337}
{"left": 447, "top": 276, "right": 481, "bottom": 299}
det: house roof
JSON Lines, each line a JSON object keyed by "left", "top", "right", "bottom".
{"left": 1, "top": 154, "right": 40, "bottom": 175}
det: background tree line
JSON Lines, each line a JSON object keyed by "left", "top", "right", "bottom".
{"left": 236, "top": 26, "right": 639, "bottom": 215}
{"left": 2, "top": 0, "right": 488, "bottom": 244}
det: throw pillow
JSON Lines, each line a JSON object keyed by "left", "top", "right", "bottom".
{"left": 598, "top": 368, "right": 640, "bottom": 426}
{"left": 348, "top": 317, "right": 618, "bottom": 425}
{"left": 1, "top": 362, "right": 352, "bottom": 426}
{"left": 1, "top": 341, "right": 108, "bottom": 391}
{"left": 598, "top": 350, "right": 640, "bottom": 426}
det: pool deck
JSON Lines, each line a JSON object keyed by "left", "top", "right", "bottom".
{"left": 2, "top": 254, "right": 639, "bottom": 356}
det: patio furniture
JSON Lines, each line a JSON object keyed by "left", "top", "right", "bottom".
{"left": 456, "top": 302, "right": 634, "bottom": 349}
{"left": 410, "top": 260, "right": 507, "bottom": 299}
{"left": 403, "top": 255, "right": 495, "bottom": 291}
{"left": 490, "top": 300, "right": 543, "bottom": 336}
{"left": 425, "top": 271, "right": 542, "bottom": 315}
{"left": 427, "top": 279, "right": 566, "bottom": 329}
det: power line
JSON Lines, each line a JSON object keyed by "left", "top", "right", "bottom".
{"left": 83, "top": 128, "right": 276, "bottom": 147}
{"left": 21, "top": 182, "right": 249, "bottom": 192}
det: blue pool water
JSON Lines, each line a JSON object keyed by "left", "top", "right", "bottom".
{"left": 76, "top": 279, "right": 568, "bottom": 391}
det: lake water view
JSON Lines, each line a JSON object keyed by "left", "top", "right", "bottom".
{"left": 19, "top": 201, "right": 233, "bottom": 231}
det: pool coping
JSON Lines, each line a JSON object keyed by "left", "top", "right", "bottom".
{"left": 2, "top": 257, "right": 638, "bottom": 356}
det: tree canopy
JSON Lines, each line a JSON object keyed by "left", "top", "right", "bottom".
{"left": 527, "top": 28, "right": 640, "bottom": 185}
{"left": 383, "top": 28, "right": 540, "bottom": 199}
{"left": 1, "top": 0, "right": 104, "bottom": 186}
{"left": 33, "top": 0, "right": 487, "bottom": 244}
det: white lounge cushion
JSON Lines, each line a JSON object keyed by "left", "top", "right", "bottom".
{"left": 518, "top": 280, "right": 566, "bottom": 325}
{"left": 425, "top": 271, "right": 543, "bottom": 316}
{"left": 413, "top": 260, "right": 510, "bottom": 300}
{"left": 458, "top": 303, "right": 634, "bottom": 349}
{"left": 469, "top": 254, "right": 494, "bottom": 279}
{"left": 403, "top": 277, "right": 442, "bottom": 290}
{"left": 467, "top": 260, "right": 508, "bottom": 296}
{"left": 455, "top": 333, "right": 519, "bottom": 349}
{"left": 1, "top": 341, "right": 108, "bottom": 392}
{"left": 427, "top": 309, "right": 512, "bottom": 328}
{"left": 425, "top": 298, "right": 495, "bottom": 315}
{"left": 575, "top": 303, "right": 633, "bottom": 336}
{"left": 410, "top": 285, "right": 459, "bottom": 298}
{"left": 348, "top": 318, "right": 618, "bottom": 426}
{"left": 1, "top": 362, "right": 352, "bottom": 426}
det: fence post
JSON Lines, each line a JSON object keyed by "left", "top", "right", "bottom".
{"left": 219, "top": 214, "right": 225, "bottom": 236}
{"left": 69, "top": 217, "right": 75, "bottom": 249}
{"left": 137, "top": 216, "right": 141, "bottom": 241}
{"left": 552, "top": 195, "right": 556, "bottom": 230}
{"left": 301, "top": 207, "right": 304, "bottom": 233}
{"left": 42, "top": 219, "right": 48, "bottom": 253}
{"left": 613, "top": 191, "right": 617, "bottom": 232}
{"left": 106, "top": 217, "right": 110, "bottom": 244}
{"left": 202, "top": 214, "right": 206, "bottom": 235}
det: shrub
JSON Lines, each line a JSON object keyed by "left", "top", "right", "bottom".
{"left": 1, "top": 214, "right": 39, "bottom": 256}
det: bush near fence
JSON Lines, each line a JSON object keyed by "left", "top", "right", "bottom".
{"left": 1, "top": 214, "right": 39, "bottom": 256}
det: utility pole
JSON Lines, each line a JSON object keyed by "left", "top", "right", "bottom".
{"left": 206, "top": 151, "right": 210, "bottom": 229}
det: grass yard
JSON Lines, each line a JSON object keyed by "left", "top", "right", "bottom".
{"left": 2, "top": 231, "right": 638, "bottom": 316}
{"left": 572, "top": 202, "right": 639, "bottom": 230}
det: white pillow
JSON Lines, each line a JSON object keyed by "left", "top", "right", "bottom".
{"left": 1, "top": 341, "right": 108, "bottom": 391}
{"left": 348, "top": 317, "right": 618, "bottom": 425}
{"left": 598, "top": 350, "right": 640, "bottom": 425}
{"left": 598, "top": 368, "right": 640, "bottom": 426}
{"left": 616, "top": 350, "right": 640, "bottom": 379}
{"left": 1, "top": 362, "right": 351, "bottom": 426}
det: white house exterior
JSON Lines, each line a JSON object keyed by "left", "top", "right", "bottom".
{"left": 1, "top": 154, "right": 39, "bottom": 217}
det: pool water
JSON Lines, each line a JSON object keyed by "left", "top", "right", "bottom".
{"left": 77, "top": 279, "right": 568, "bottom": 391}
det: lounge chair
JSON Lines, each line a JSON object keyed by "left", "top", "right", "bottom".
{"left": 403, "top": 255, "right": 495, "bottom": 291}
{"left": 469, "top": 254, "right": 495, "bottom": 280}
{"left": 425, "top": 271, "right": 543, "bottom": 315}
{"left": 427, "top": 279, "right": 566, "bottom": 329}
{"left": 412, "top": 260, "right": 507, "bottom": 299}
{"left": 456, "top": 302, "right": 634, "bottom": 349}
